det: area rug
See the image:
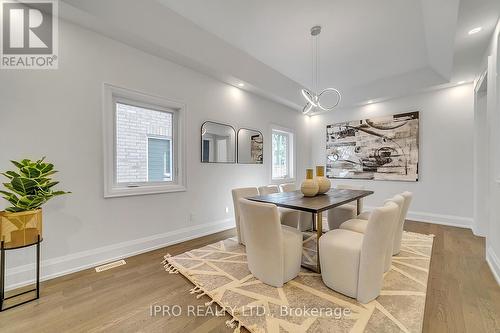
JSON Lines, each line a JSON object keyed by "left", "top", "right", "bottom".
{"left": 163, "top": 231, "right": 434, "bottom": 333}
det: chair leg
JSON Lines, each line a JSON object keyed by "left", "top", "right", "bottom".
{"left": 316, "top": 212, "right": 322, "bottom": 273}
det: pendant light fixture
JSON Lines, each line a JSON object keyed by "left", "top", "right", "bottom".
{"left": 302, "top": 26, "right": 341, "bottom": 115}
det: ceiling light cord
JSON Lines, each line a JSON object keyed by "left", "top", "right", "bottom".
{"left": 311, "top": 36, "right": 315, "bottom": 92}
{"left": 302, "top": 25, "right": 341, "bottom": 115}
{"left": 313, "top": 31, "right": 319, "bottom": 91}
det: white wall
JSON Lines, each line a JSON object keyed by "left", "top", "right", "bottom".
{"left": 477, "top": 19, "right": 500, "bottom": 285}
{"left": 0, "top": 21, "right": 311, "bottom": 289}
{"left": 310, "top": 85, "right": 474, "bottom": 227}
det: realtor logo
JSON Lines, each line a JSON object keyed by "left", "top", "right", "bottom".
{"left": 1, "top": 0, "right": 58, "bottom": 69}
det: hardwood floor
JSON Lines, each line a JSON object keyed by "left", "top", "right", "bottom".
{"left": 0, "top": 221, "right": 499, "bottom": 333}
{"left": 404, "top": 222, "right": 500, "bottom": 333}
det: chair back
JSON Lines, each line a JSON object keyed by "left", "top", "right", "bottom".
{"left": 383, "top": 195, "right": 404, "bottom": 271}
{"left": 393, "top": 191, "right": 413, "bottom": 254}
{"left": 239, "top": 199, "right": 284, "bottom": 286}
{"left": 279, "top": 183, "right": 296, "bottom": 192}
{"left": 231, "top": 187, "right": 259, "bottom": 244}
{"left": 358, "top": 201, "right": 399, "bottom": 303}
{"left": 258, "top": 185, "right": 280, "bottom": 195}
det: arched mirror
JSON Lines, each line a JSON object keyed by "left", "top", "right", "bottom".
{"left": 237, "top": 128, "right": 263, "bottom": 164}
{"left": 201, "top": 121, "right": 236, "bottom": 163}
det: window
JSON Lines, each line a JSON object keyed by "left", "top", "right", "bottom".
{"left": 115, "top": 103, "right": 173, "bottom": 184}
{"left": 271, "top": 127, "right": 294, "bottom": 180}
{"left": 103, "top": 84, "right": 186, "bottom": 197}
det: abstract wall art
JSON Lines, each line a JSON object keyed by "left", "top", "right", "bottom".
{"left": 326, "top": 112, "right": 419, "bottom": 181}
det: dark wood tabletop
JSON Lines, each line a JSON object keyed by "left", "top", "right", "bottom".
{"left": 247, "top": 189, "right": 374, "bottom": 213}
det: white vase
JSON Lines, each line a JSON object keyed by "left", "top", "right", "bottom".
{"left": 315, "top": 166, "right": 331, "bottom": 194}
{"left": 301, "top": 169, "right": 319, "bottom": 197}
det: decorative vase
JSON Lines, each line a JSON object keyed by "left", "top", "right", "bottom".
{"left": 0, "top": 209, "right": 42, "bottom": 249}
{"left": 301, "top": 169, "right": 319, "bottom": 197}
{"left": 315, "top": 166, "right": 331, "bottom": 194}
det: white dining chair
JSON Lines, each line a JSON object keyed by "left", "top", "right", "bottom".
{"left": 327, "top": 184, "right": 365, "bottom": 230}
{"left": 231, "top": 187, "right": 259, "bottom": 245}
{"left": 258, "top": 185, "right": 280, "bottom": 195}
{"left": 340, "top": 195, "right": 404, "bottom": 272}
{"left": 392, "top": 192, "right": 413, "bottom": 255}
{"left": 278, "top": 183, "right": 313, "bottom": 231}
{"left": 344, "top": 191, "right": 413, "bottom": 256}
{"left": 319, "top": 201, "right": 399, "bottom": 303}
{"left": 239, "top": 199, "right": 302, "bottom": 287}
{"left": 279, "top": 183, "right": 296, "bottom": 193}
{"left": 259, "top": 185, "right": 302, "bottom": 229}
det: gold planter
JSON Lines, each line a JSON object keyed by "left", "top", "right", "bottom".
{"left": 0, "top": 209, "right": 42, "bottom": 249}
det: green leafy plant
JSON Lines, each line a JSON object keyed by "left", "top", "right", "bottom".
{"left": 0, "top": 157, "right": 70, "bottom": 212}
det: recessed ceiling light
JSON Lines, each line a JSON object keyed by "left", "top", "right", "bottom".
{"left": 457, "top": 81, "right": 466, "bottom": 85}
{"left": 237, "top": 83, "right": 245, "bottom": 87}
{"left": 468, "top": 27, "right": 482, "bottom": 35}
{"left": 367, "top": 100, "right": 374, "bottom": 104}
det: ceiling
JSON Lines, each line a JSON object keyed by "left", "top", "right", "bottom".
{"left": 61, "top": 0, "right": 499, "bottom": 110}
{"left": 159, "top": 0, "right": 433, "bottom": 89}
{"left": 453, "top": 0, "right": 500, "bottom": 81}
{"left": 159, "top": 0, "right": 499, "bottom": 104}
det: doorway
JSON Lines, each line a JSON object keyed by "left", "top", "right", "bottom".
{"left": 473, "top": 69, "right": 488, "bottom": 236}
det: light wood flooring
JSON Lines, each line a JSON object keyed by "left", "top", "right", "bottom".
{"left": 0, "top": 221, "right": 499, "bottom": 332}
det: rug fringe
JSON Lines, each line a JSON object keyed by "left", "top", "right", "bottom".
{"left": 163, "top": 262, "right": 179, "bottom": 274}
{"left": 163, "top": 253, "right": 249, "bottom": 333}
{"left": 233, "top": 321, "right": 242, "bottom": 333}
{"left": 190, "top": 286, "right": 202, "bottom": 294}
{"left": 196, "top": 291, "right": 207, "bottom": 299}
{"left": 161, "top": 253, "right": 172, "bottom": 265}
{"left": 226, "top": 318, "right": 237, "bottom": 329}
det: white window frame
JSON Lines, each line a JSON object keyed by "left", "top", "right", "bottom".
{"left": 270, "top": 125, "right": 295, "bottom": 183}
{"left": 103, "top": 84, "right": 187, "bottom": 197}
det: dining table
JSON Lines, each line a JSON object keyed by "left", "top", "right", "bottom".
{"left": 247, "top": 188, "right": 374, "bottom": 273}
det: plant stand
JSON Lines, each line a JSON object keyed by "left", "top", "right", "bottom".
{"left": 0, "top": 235, "right": 41, "bottom": 311}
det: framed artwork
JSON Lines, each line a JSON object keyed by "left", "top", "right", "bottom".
{"left": 326, "top": 112, "right": 419, "bottom": 181}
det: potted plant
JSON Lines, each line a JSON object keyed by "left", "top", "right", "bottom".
{"left": 0, "top": 158, "right": 69, "bottom": 248}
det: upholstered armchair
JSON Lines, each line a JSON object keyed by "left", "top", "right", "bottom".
{"left": 319, "top": 202, "right": 399, "bottom": 303}
{"left": 340, "top": 195, "right": 404, "bottom": 272}
{"left": 231, "top": 187, "right": 259, "bottom": 245}
{"left": 258, "top": 185, "right": 280, "bottom": 195}
{"left": 343, "top": 191, "right": 413, "bottom": 256}
{"left": 393, "top": 192, "right": 412, "bottom": 255}
{"left": 258, "top": 185, "right": 302, "bottom": 229}
{"left": 239, "top": 199, "right": 303, "bottom": 287}
{"left": 278, "top": 183, "right": 296, "bottom": 193}
{"left": 278, "top": 183, "right": 313, "bottom": 231}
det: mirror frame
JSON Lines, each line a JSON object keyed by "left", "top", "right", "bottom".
{"left": 200, "top": 121, "right": 237, "bottom": 164}
{"left": 237, "top": 128, "right": 264, "bottom": 164}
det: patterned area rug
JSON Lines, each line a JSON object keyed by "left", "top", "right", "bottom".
{"left": 163, "top": 231, "right": 434, "bottom": 333}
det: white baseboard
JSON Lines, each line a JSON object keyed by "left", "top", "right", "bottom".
{"left": 364, "top": 206, "right": 473, "bottom": 229}
{"left": 471, "top": 225, "right": 487, "bottom": 237}
{"left": 5, "top": 219, "right": 235, "bottom": 291}
{"left": 405, "top": 211, "right": 472, "bottom": 229}
{"left": 486, "top": 246, "right": 500, "bottom": 286}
